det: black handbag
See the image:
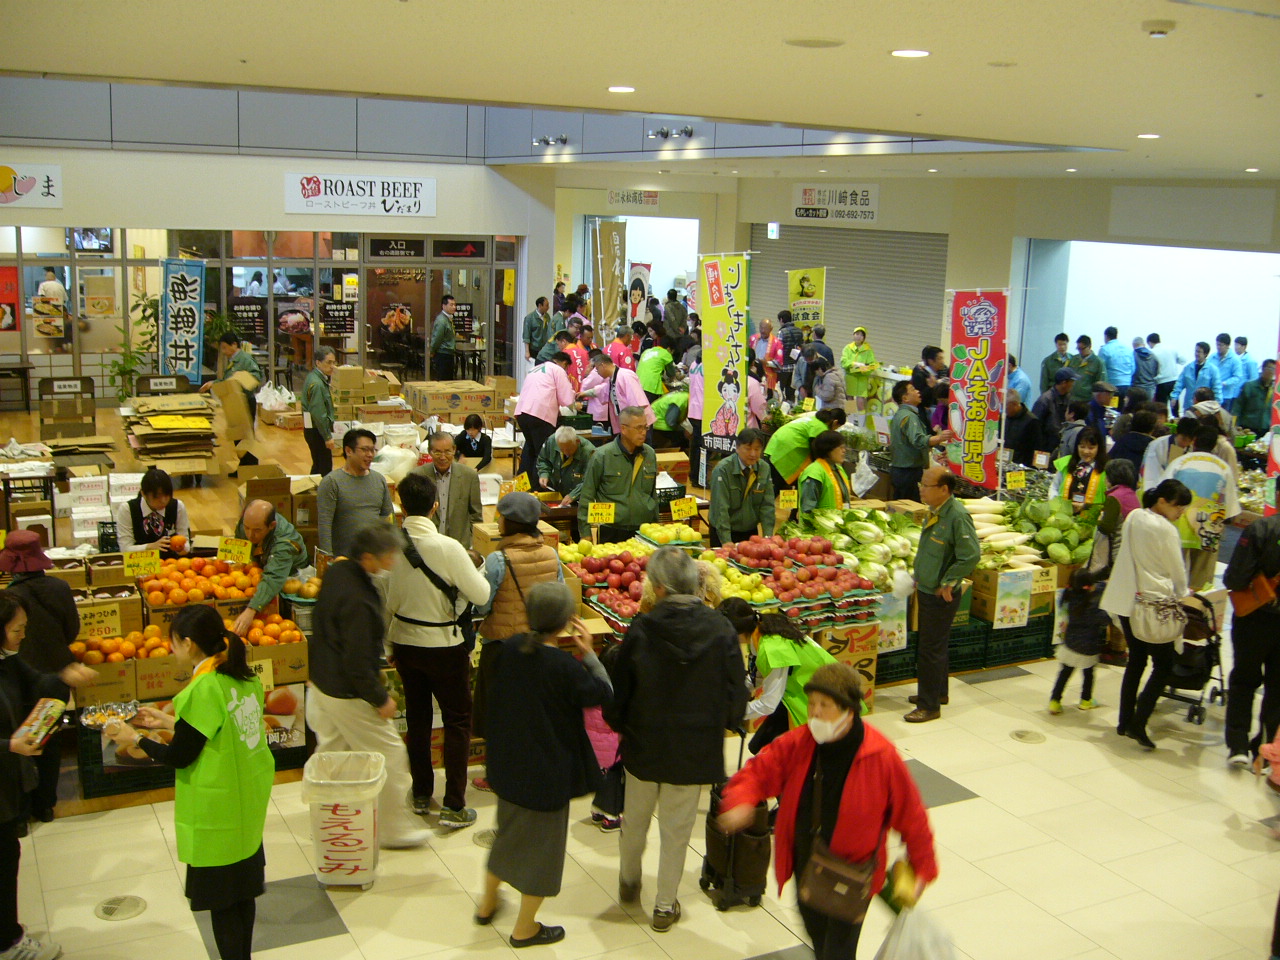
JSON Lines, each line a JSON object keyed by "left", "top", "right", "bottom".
{"left": 797, "top": 766, "right": 887, "bottom": 925}
{"left": 594, "top": 760, "right": 625, "bottom": 816}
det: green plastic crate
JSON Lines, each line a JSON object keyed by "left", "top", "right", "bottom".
{"left": 985, "top": 619, "right": 1054, "bottom": 667}
{"left": 876, "top": 648, "right": 916, "bottom": 685}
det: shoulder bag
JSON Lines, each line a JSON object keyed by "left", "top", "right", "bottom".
{"left": 1131, "top": 592, "right": 1187, "bottom": 643}
{"left": 1229, "top": 571, "right": 1280, "bottom": 619}
{"left": 797, "top": 765, "right": 889, "bottom": 925}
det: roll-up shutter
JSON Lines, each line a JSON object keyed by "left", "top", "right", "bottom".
{"left": 747, "top": 223, "right": 949, "bottom": 369}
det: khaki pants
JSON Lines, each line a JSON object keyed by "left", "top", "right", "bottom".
{"left": 306, "top": 684, "right": 423, "bottom": 845}
{"left": 619, "top": 775, "right": 701, "bottom": 912}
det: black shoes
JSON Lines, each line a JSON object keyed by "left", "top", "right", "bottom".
{"left": 510, "top": 924, "right": 565, "bottom": 948}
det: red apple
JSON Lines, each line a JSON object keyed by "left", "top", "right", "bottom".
{"left": 628, "top": 581, "right": 643, "bottom": 600}
{"left": 608, "top": 559, "right": 625, "bottom": 575}
{"left": 618, "top": 551, "right": 633, "bottom": 564}
{"left": 606, "top": 573, "right": 622, "bottom": 589}
{"left": 620, "top": 571, "right": 636, "bottom": 588}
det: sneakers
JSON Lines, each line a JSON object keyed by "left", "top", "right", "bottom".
{"left": 599, "top": 816, "right": 621, "bottom": 832}
{"left": 1048, "top": 700, "right": 1063, "bottom": 715}
{"left": 618, "top": 879, "right": 641, "bottom": 904}
{"left": 1078, "top": 699, "right": 1099, "bottom": 711}
{"left": 439, "top": 806, "right": 478, "bottom": 829}
{"left": 471, "top": 777, "right": 493, "bottom": 793}
{"left": 1229, "top": 753, "right": 1251, "bottom": 768}
{"left": 0, "top": 935, "right": 62, "bottom": 960}
{"left": 411, "top": 796, "right": 434, "bottom": 815}
{"left": 651, "top": 900, "right": 681, "bottom": 932}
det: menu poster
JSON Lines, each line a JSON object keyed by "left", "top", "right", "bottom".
{"left": 228, "top": 297, "right": 267, "bottom": 339}
{"left": 453, "top": 302, "right": 474, "bottom": 338}
{"left": 32, "top": 298, "right": 64, "bottom": 338}
{"left": 0, "top": 265, "right": 17, "bottom": 331}
{"left": 277, "top": 300, "right": 312, "bottom": 337}
{"left": 320, "top": 300, "right": 356, "bottom": 336}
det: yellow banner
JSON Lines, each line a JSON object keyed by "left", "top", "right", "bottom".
{"left": 593, "top": 221, "right": 626, "bottom": 331}
{"left": 787, "top": 267, "right": 826, "bottom": 335}
{"left": 699, "top": 253, "right": 750, "bottom": 459}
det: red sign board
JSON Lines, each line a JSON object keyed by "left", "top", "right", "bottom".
{"left": 947, "top": 291, "right": 1008, "bottom": 490}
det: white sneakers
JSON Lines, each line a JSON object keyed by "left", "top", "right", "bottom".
{"left": 1228, "top": 753, "right": 1251, "bottom": 768}
{"left": 0, "top": 935, "right": 62, "bottom": 960}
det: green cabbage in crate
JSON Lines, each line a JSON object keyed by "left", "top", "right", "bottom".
{"left": 1023, "top": 501, "right": 1052, "bottom": 524}
{"left": 1064, "top": 528, "right": 1080, "bottom": 549}
{"left": 1071, "top": 542, "right": 1094, "bottom": 564}
{"left": 1047, "top": 542, "right": 1073, "bottom": 564}
{"left": 1035, "top": 527, "right": 1064, "bottom": 545}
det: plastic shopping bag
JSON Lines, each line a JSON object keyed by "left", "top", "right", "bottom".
{"left": 873, "top": 906, "right": 955, "bottom": 960}
{"left": 255, "top": 381, "right": 297, "bottom": 412}
{"left": 851, "top": 451, "right": 879, "bottom": 498}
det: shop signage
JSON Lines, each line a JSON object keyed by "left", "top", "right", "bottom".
{"left": 159, "top": 258, "right": 206, "bottom": 385}
{"left": 284, "top": 173, "right": 436, "bottom": 217}
{"left": 792, "top": 183, "right": 879, "bottom": 224}
{"left": 432, "top": 239, "right": 486, "bottom": 259}
{"left": 947, "top": 290, "right": 1008, "bottom": 491}
{"left": 592, "top": 223, "right": 625, "bottom": 329}
{"left": 0, "top": 163, "right": 61, "bottom": 208}
{"left": 369, "top": 237, "right": 425, "bottom": 259}
{"left": 606, "top": 189, "right": 660, "bottom": 212}
{"left": 228, "top": 297, "right": 268, "bottom": 339}
{"left": 320, "top": 300, "right": 356, "bottom": 336}
{"left": 513, "top": 472, "right": 531, "bottom": 492}
{"left": 1267, "top": 328, "right": 1280, "bottom": 516}
{"left": 452, "top": 302, "right": 474, "bottom": 338}
{"left": 699, "top": 253, "right": 751, "bottom": 458}
{"left": 787, "top": 267, "right": 826, "bottom": 333}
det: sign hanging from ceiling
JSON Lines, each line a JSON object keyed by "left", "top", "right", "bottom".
{"left": 791, "top": 183, "right": 879, "bottom": 224}
{"left": 285, "top": 173, "right": 437, "bottom": 217}
{"left": 369, "top": 236, "right": 425, "bottom": 259}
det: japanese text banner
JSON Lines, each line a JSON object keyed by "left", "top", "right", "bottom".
{"left": 787, "top": 267, "right": 826, "bottom": 334}
{"left": 593, "top": 221, "right": 626, "bottom": 330}
{"left": 700, "top": 254, "right": 750, "bottom": 458}
{"left": 1267, "top": 328, "right": 1280, "bottom": 516}
{"left": 160, "top": 259, "right": 206, "bottom": 385}
{"left": 947, "top": 290, "right": 1007, "bottom": 490}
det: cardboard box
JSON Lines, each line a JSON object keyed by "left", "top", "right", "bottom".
{"left": 239, "top": 462, "right": 291, "bottom": 498}
{"left": 296, "top": 524, "right": 319, "bottom": 556}
{"left": 15, "top": 514, "right": 52, "bottom": 546}
{"left": 134, "top": 654, "right": 192, "bottom": 700}
{"left": 357, "top": 404, "right": 412, "bottom": 425}
{"left": 367, "top": 369, "right": 402, "bottom": 395}
{"left": 86, "top": 553, "right": 130, "bottom": 587}
{"left": 362, "top": 378, "right": 391, "bottom": 401}
{"left": 247, "top": 638, "right": 309, "bottom": 685}
{"left": 334, "top": 403, "right": 357, "bottom": 421}
{"left": 331, "top": 365, "right": 367, "bottom": 391}
{"left": 209, "top": 378, "right": 255, "bottom": 443}
{"left": 971, "top": 566, "right": 1055, "bottom": 598}
{"left": 908, "top": 580, "right": 972, "bottom": 630}
{"left": 73, "top": 586, "right": 145, "bottom": 640}
{"left": 655, "top": 450, "right": 690, "bottom": 483}
{"left": 271, "top": 410, "right": 304, "bottom": 430}
{"left": 110, "top": 473, "right": 144, "bottom": 499}
{"left": 146, "top": 598, "right": 216, "bottom": 637}
{"left": 405, "top": 380, "right": 496, "bottom": 418}
{"left": 1055, "top": 562, "right": 1081, "bottom": 588}
{"left": 472, "top": 520, "right": 560, "bottom": 557}
{"left": 485, "top": 376, "right": 517, "bottom": 403}
{"left": 886, "top": 500, "right": 928, "bottom": 523}
{"left": 47, "top": 558, "right": 88, "bottom": 588}
{"left": 1029, "top": 590, "right": 1055, "bottom": 620}
{"left": 292, "top": 493, "right": 318, "bottom": 527}
{"left": 76, "top": 659, "right": 137, "bottom": 707}
{"left": 67, "top": 475, "right": 109, "bottom": 506}
{"left": 847, "top": 499, "right": 887, "bottom": 511}
{"left": 40, "top": 396, "right": 94, "bottom": 419}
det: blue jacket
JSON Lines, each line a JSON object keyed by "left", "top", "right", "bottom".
{"left": 1209, "top": 350, "right": 1243, "bottom": 401}
{"left": 1007, "top": 366, "right": 1033, "bottom": 405}
{"left": 1098, "top": 339, "right": 1134, "bottom": 387}
{"left": 1237, "top": 351, "right": 1259, "bottom": 386}
{"left": 1177, "top": 360, "right": 1221, "bottom": 407}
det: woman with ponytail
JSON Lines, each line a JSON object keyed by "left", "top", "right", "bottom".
{"left": 105, "top": 604, "right": 273, "bottom": 960}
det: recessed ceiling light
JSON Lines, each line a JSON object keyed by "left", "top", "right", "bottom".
{"left": 891, "top": 49, "right": 930, "bottom": 58}
{"left": 927, "top": 168, "right": 938, "bottom": 173}
{"left": 785, "top": 37, "right": 845, "bottom": 48}
{"left": 731, "top": 170, "right": 738, "bottom": 174}
{"left": 818, "top": 169, "right": 827, "bottom": 173}
{"left": 1245, "top": 167, "right": 1260, "bottom": 172}
{"left": 1137, "top": 133, "right": 1161, "bottom": 139}
{"left": 607, "top": 85, "right": 634, "bottom": 94}
{"left": 1065, "top": 168, "right": 1078, "bottom": 172}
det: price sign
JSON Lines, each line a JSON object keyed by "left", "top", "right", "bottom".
{"left": 79, "top": 604, "right": 121, "bottom": 638}
{"left": 123, "top": 550, "right": 161, "bottom": 579}
{"left": 588, "top": 502, "right": 616, "bottom": 525}
{"left": 250, "top": 658, "right": 274, "bottom": 692}
{"left": 1032, "top": 451, "right": 1051, "bottom": 470}
{"left": 778, "top": 489, "right": 799, "bottom": 510}
{"left": 217, "top": 537, "right": 253, "bottom": 564}
{"left": 800, "top": 397, "right": 816, "bottom": 412}
{"left": 669, "top": 496, "right": 698, "bottom": 521}
{"left": 1006, "top": 470, "right": 1027, "bottom": 491}
{"left": 514, "top": 472, "right": 531, "bottom": 492}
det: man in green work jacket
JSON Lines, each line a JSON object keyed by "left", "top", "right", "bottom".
{"left": 431, "top": 294, "right": 457, "bottom": 381}
{"left": 576, "top": 406, "right": 658, "bottom": 544}
{"left": 889, "top": 380, "right": 951, "bottom": 501}
{"left": 537, "top": 427, "right": 593, "bottom": 503}
{"left": 708, "top": 427, "right": 774, "bottom": 547}
{"left": 906, "top": 467, "right": 980, "bottom": 724}
{"left": 1067, "top": 335, "right": 1105, "bottom": 402}
{"left": 522, "top": 297, "right": 552, "bottom": 365}
{"left": 200, "top": 331, "right": 264, "bottom": 471}
{"left": 300, "top": 345, "right": 336, "bottom": 477}
{"left": 230, "top": 499, "right": 308, "bottom": 637}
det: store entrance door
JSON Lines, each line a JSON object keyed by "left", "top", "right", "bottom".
{"left": 364, "top": 266, "right": 426, "bottom": 382}
{"left": 429, "top": 267, "right": 488, "bottom": 382}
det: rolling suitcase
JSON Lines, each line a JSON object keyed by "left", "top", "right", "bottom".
{"left": 699, "top": 733, "right": 771, "bottom": 910}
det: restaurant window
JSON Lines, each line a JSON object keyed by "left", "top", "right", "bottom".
{"left": 172, "top": 230, "right": 221, "bottom": 261}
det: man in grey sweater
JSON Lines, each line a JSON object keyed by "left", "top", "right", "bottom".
{"left": 317, "top": 427, "right": 394, "bottom": 556}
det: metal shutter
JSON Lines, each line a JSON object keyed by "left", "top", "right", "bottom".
{"left": 747, "top": 223, "right": 949, "bottom": 369}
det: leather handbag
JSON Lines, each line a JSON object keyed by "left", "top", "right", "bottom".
{"left": 796, "top": 766, "right": 887, "bottom": 924}
{"left": 1229, "top": 571, "right": 1280, "bottom": 618}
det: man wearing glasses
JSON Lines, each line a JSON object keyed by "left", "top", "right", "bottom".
{"left": 317, "top": 428, "right": 394, "bottom": 558}
{"left": 905, "top": 467, "right": 980, "bottom": 723}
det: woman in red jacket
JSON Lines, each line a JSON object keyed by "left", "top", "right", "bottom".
{"left": 718, "top": 663, "right": 937, "bottom": 959}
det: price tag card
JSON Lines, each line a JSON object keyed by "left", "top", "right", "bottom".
{"left": 123, "top": 550, "right": 161, "bottom": 579}
{"left": 80, "top": 604, "right": 121, "bottom": 638}
{"left": 669, "top": 496, "right": 698, "bottom": 521}
{"left": 217, "top": 537, "right": 253, "bottom": 564}
{"left": 250, "top": 658, "right": 274, "bottom": 692}
{"left": 778, "top": 489, "right": 799, "bottom": 510}
{"left": 514, "top": 472, "right": 531, "bottom": 492}
{"left": 1006, "top": 470, "right": 1027, "bottom": 491}
{"left": 588, "top": 502, "right": 616, "bottom": 525}
{"left": 498, "top": 480, "right": 517, "bottom": 498}
{"left": 800, "top": 397, "right": 816, "bottom": 412}
{"left": 1032, "top": 451, "right": 1051, "bottom": 470}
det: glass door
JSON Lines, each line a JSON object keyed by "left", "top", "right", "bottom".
{"left": 365, "top": 266, "right": 426, "bottom": 382}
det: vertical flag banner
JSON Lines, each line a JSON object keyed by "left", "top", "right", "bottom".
{"left": 947, "top": 290, "right": 1008, "bottom": 489}
{"left": 592, "top": 221, "right": 626, "bottom": 329}
{"left": 700, "top": 253, "right": 750, "bottom": 457}
{"left": 787, "top": 267, "right": 826, "bottom": 335}
{"left": 160, "top": 258, "right": 206, "bottom": 384}
{"left": 1266, "top": 327, "right": 1280, "bottom": 516}
{"left": 626, "top": 262, "right": 652, "bottom": 322}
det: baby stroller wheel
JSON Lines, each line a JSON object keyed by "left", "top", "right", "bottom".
{"left": 746, "top": 895, "right": 762, "bottom": 907}
{"left": 1187, "top": 704, "right": 1206, "bottom": 725}
{"left": 699, "top": 876, "right": 711, "bottom": 891}
{"left": 1209, "top": 686, "right": 1223, "bottom": 704}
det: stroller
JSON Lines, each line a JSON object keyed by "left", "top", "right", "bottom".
{"left": 700, "top": 732, "right": 771, "bottom": 910}
{"left": 1159, "top": 592, "right": 1227, "bottom": 725}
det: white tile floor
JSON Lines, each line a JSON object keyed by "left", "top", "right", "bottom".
{"left": 15, "top": 653, "right": 1280, "bottom": 960}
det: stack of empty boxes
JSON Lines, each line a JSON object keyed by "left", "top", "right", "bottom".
{"left": 109, "top": 473, "right": 143, "bottom": 515}
{"left": 67, "top": 474, "right": 111, "bottom": 547}
{"left": 330, "top": 366, "right": 411, "bottom": 448}
{"left": 39, "top": 377, "right": 97, "bottom": 440}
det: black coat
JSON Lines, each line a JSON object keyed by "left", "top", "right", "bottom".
{"left": 0, "top": 654, "right": 62, "bottom": 825}
{"left": 1062, "top": 591, "right": 1111, "bottom": 657}
{"left": 604, "top": 597, "right": 747, "bottom": 785}
{"left": 1109, "top": 431, "right": 1153, "bottom": 472}
{"left": 485, "top": 636, "right": 612, "bottom": 811}
{"left": 5, "top": 574, "right": 79, "bottom": 675}
{"left": 309, "top": 560, "right": 388, "bottom": 708}
{"left": 1002, "top": 408, "right": 1042, "bottom": 466}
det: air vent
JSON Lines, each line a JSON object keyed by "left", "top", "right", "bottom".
{"left": 95, "top": 895, "right": 147, "bottom": 921}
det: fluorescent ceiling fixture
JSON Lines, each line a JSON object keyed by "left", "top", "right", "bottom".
{"left": 818, "top": 169, "right": 827, "bottom": 173}
{"left": 1137, "top": 133, "right": 1161, "bottom": 139}
{"left": 607, "top": 86, "right": 634, "bottom": 94}
{"left": 1066, "top": 167, "right": 1078, "bottom": 172}
{"left": 1245, "top": 167, "right": 1260, "bottom": 172}
{"left": 891, "top": 49, "right": 930, "bottom": 58}
{"left": 785, "top": 37, "right": 844, "bottom": 48}
{"left": 927, "top": 168, "right": 939, "bottom": 173}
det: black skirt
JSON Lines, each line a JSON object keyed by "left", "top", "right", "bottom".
{"left": 185, "top": 844, "right": 265, "bottom": 911}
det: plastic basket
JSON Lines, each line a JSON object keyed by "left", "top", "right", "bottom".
{"left": 875, "top": 648, "right": 916, "bottom": 685}
{"left": 985, "top": 619, "right": 1054, "bottom": 667}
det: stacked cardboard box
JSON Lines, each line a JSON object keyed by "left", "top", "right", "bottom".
{"left": 402, "top": 380, "right": 497, "bottom": 426}
{"left": 969, "top": 563, "right": 1057, "bottom": 626}
{"left": 330, "top": 366, "right": 403, "bottom": 405}
{"left": 39, "top": 378, "right": 97, "bottom": 440}
{"left": 124, "top": 394, "right": 218, "bottom": 467}
{"left": 236, "top": 462, "right": 293, "bottom": 522}
{"left": 655, "top": 451, "right": 690, "bottom": 484}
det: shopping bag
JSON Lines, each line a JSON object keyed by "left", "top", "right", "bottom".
{"left": 873, "top": 906, "right": 955, "bottom": 960}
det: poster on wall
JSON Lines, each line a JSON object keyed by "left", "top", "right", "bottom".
{"left": 0, "top": 266, "right": 17, "bottom": 332}
{"left": 699, "top": 253, "right": 750, "bottom": 457}
{"left": 277, "top": 298, "right": 313, "bottom": 338}
{"left": 0, "top": 163, "right": 61, "bottom": 208}
{"left": 592, "top": 221, "right": 626, "bottom": 329}
{"left": 946, "top": 290, "right": 1008, "bottom": 490}
{"left": 83, "top": 274, "right": 116, "bottom": 319}
{"left": 159, "top": 258, "right": 206, "bottom": 384}
{"left": 786, "top": 267, "right": 826, "bottom": 334}
{"left": 228, "top": 297, "right": 268, "bottom": 339}
{"left": 320, "top": 300, "right": 356, "bottom": 336}
{"left": 32, "top": 298, "right": 65, "bottom": 338}
{"left": 626, "top": 262, "right": 651, "bottom": 322}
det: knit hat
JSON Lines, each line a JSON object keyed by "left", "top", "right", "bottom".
{"left": 803, "top": 663, "right": 864, "bottom": 712}
{"left": 497, "top": 492, "right": 542, "bottom": 526}
{"left": 0, "top": 530, "right": 52, "bottom": 573}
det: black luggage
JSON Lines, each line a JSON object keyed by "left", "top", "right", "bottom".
{"left": 699, "top": 733, "right": 771, "bottom": 910}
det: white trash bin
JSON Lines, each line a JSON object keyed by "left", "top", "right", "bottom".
{"left": 301, "top": 751, "right": 387, "bottom": 890}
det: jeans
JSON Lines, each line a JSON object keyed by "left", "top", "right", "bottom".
{"left": 391, "top": 642, "right": 473, "bottom": 810}
{"left": 798, "top": 899, "right": 863, "bottom": 960}
{"left": 889, "top": 466, "right": 923, "bottom": 502}
{"left": 1117, "top": 617, "right": 1176, "bottom": 732}
{"left": 619, "top": 776, "right": 701, "bottom": 911}
{"left": 1051, "top": 664, "right": 1095, "bottom": 702}
{"left": 1225, "top": 610, "right": 1280, "bottom": 756}
{"left": 916, "top": 591, "right": 962, "bottom": 711}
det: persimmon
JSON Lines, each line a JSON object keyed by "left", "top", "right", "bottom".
{"left": 68, "top": 641, "right": 87, "bottom": 661}
{"left": 106, "top": 652, "right": 125, "bottom": 663}
{"left": 187, "top": 588, "right": 206, "bottom": 603}
{"left": 143, "top": 624, "right": 162, "bottom": 640}
{"left": 247, "top": 628, "right": 264, "bottom": 645}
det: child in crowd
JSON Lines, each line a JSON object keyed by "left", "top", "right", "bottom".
{"left": 1049, "top": 568, "right": 1110, "bottom": 714}
{"left": 584, "top": 641, "right": 624, "bottom": 832}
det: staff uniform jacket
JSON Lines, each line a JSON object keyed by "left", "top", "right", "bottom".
{"left": 1007, "top": 366, "right": 1033, "bottom": 407}
{"left": 747, "top": 376, "right": 766, "bottom": 428}
{"left": 579, "top": 369, "right": 610, "bottom": 421}
{"left": 513, "top": 361, "right": 577, "bottom": 427}
{"left": 841, "top": 341, "right": 879, "bottom": 398}
{"left": 912, "top": 495, "right": 980, "bottom": 592}
{"left": 431, "top": 310, "right": 456, "bottom": 356}
{"left": 1177, "top": 359, "right": 1222, "bottom": 408}
{"left": 595, "top": 366, "right": 655, "bottom": 434}
{"left": 300, "top": 367, "right": 335, "bottom": 441}
{"left": 233, "top": 513, "right": 307, "bottom": 612}
{"left": 1238, "top": 351, "right": 1259, "bottom": 385}
{"left": 535, "top": 433, "right": 593, "bottom": 499}
{"left": 1067, "top": 352, "right": 1105, "bottom": 401}
{"left": 220, "top": 348, "right": 262, "bottom": 387}
{"left": 1236, "top": 376, "right": 1274, "bottom": 436}
{"left": 1209, "top": 349, "right": 1244, "bottom": 401}
{"left": 889, "top": 402, "right": 932, "bottom": 469}
{"left": 0, "top": 653, "right": 64, "bottom": 825}
{"left": 382, "top": 514, "right": 490, "bottom": 650}
{"left": 1040, "top": 350, "right": 1071, "bottom": 393}
{"left": 708, "top": 453, "right": 776, "bottom": 544}
{"left": 764, "top": 414, "right": 827, "bottom": 485}
{"left": 637, "top": 346, "right": 675, "bottom": 395}
{"left": 1141, "top": 433, "right": 1189, "bottom": 490}
{"left": 721, "top": 723, "right": 938, "bottom": 897}
{"left": 576, "top": 437, "right": 658, "bottom": 532}
{"left": 1100, "top": 507, "right": 1188, "bottom": 622}
{"left": 522, "top": 309, "right": 551, "bottom": 358}
{"left": 1098, "top": 339, "right": 1135, "bottom": 387}
{"left": 605, "top": 338, "right": 636, "bottom": 372}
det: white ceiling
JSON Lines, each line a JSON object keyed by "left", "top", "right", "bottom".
{"left": 3, "top": 0, "right": 1278, "bottom": 180}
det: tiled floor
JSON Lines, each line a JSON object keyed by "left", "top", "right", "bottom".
{"left": 17, "top": 646, "right": 1280, "bottom": 959}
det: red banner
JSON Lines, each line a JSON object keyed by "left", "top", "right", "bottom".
{"left": 0, "top": 266, "right": 17, "bottom": 332}
{"left": 947, "top": 291, "right": 1008, "bottom": 490}
{"left": 1266, "top": 328, "right": 1280, "bottom": 516}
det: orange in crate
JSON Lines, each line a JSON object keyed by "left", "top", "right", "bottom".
{"left": 83, "top": 650, "right": 104, "bottom": 665}
{"left": 247, "top": 628, "right": 264, "bottom": 645}
{"left": 99, "top": 637, "right": 121, "bottom": 655}
{"left": 68, "top": 641, "right": 86, "bottom": 661}
{"left": 118, "top": 640, "right": 136, "bottom": 659}
{"left": 143, "top": 624, "right": 161, "bottom": 640}
{"left": 106, "top": 652, "right": 125, "bottom": 663}
{"left": 168, "top": 588, "right": 188, "bottom": 605}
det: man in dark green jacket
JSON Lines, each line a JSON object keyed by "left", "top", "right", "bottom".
{"left": 1068, "top": 335, "right": 1105, "bottom": 402}
{"left": 522, "top": 297, "right": 552, "bottom": 364}
{"left": 300, "top": 346, "right": 336, "bottom": 477}
{"left": 889, "top": 380, "right": 950, "bottom": 501}
{"left": 537, "top": 427, "right": 593, "bottom": 504}
{"left": 708, "top": 428, "right": 774, "bottom": 547}
{"left": 1235, "top": 359, "right": 1275, "bottom": 436}
{"left": 907, "top": 468, "right": 980, "bottom": 723}
{"left": 1040, "top": 333, "right": 1071, "bottom": 393}
{"left": 431, "top": 294, "right": 457, "bottom": 380}
{"left": 577, "top": 407, "right": 658, "bottom": 543}
{"left": 231, "top": 499, "right": 308, "bottom": 636}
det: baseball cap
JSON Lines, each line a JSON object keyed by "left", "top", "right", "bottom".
{"left": 1054, "top": 368, "right": 1081, "bottom": 383}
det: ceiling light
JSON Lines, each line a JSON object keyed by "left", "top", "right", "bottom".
{"left": 607, "top": 85, "right": 634, "bottom": 94}
{"left": 785, "top": 38, "right": 845, "bottom": 48}
{"left": 927, "top": 168, "right": 938, "bottom": 173}
{"left": 1137, "top": 133, "right": 1161, "bottom": 139}
{"left": 1245, "top": 167, "right": 1260, "bottom": 172}
{"left": 1065, "top": 168, "right": 1078, "bottom": 172}
{"left": 731, "top": 169, "right": 738, "bottom": 174}
{"left": 891, "top": 49, "right": 930, "bottom": 58}
{"left": 818, "top": 169, "right": 827, "bottom": 173}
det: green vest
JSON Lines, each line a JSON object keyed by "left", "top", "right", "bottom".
{"left": 756, "top": 634, "right": 838, "bottom": 725}
{"left": 798, "top": 458, "right": 851, "bottom": 510}
{"left": 172, "top": 670, "right": 275, "bottom": 867}
{"left": 637, "top": 347, "right": 673, "bottom": 394}
{"left": 651, "top": 391, "right": 689, "bottom": 428}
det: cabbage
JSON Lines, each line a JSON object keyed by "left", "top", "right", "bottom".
{"left": 1047, "top": 542, "right": 1072, "bottom": 564}
{"left": 860, "top": 562, "right": 890, "bottom": 589}
{"left": 853, "top": 543, "right": 893, "bottom": 565}
{"left": 1024, "top": 501, "right": 1052, "bottom": 524}
{"left": 1071, "top": 542, "right": 1094, "bottom": 564}
{"left": 903, "top": 528, "right": 921, "bottom": 546}
{"left": 1046, "top": 513, "right": 1074, "bottom": 531}
{"left": 842, "top": 508, "right": 870, "bottom": 524}
{"left": 846, "top": 522, "right": 884, "bottom": 545}
{"left": 1018, "top": 520, "right": 1038, "bottom": 535}
{"left": 831, "top": 534, "right": 854, "bottom": 553}
{"left": 1064, "top": 528, "right": 1080, "bottom": 549}
{"left": 884, "top": 534, "right": 913, "bottom": 558}
{"left": 888, "top": 558, "right": 908, "bottom": 574}
{"left": 1035, "top": 527, "right": 1064, "bottom": 545}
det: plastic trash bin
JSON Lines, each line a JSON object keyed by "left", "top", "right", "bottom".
{"left": 301, "top": 751, "right": 388, "bottom": 890}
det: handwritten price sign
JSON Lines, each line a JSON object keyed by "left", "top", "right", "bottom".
{"left": 587, "top": 502, "right": 616, "bottom": 525}
{"left": 123, "top": 550, "right": 161, "bottom": 579}
{"left": 669, "top": 497, "right": 698, "bottom": 521}
{"left": 800, "top": 397, "right": 816, "bottom": 412}
{"left": 778, "top": 489, "right": 799, "bottom": 510}
{"left": 1005, "top": 470, "right": 1027, "bottom": 491}
{"left": 217, "top": 537, "right": 253, "bottom": 564}
{"left": 79, "top": 604, "right": 122, "bottom": 639}
{"left": 250, "top": 658, "right": 275, "bottom": 692}
{"left": 514, "top": 472, "right": 531, "bottom": 493}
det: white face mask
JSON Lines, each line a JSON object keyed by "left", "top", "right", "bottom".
{"left": 808, "top": 711, "right": 852, "bottom": 744}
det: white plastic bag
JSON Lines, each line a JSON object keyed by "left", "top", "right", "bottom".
{"left": 369, "top": 445, "right": 418, "bottom": 484}
{"left": 873, "top": 907, "right": 955, "bottom": 960}
{"left": 255, "top": 381, "right": 297, "bottom": 412}
{"left": 851, "top": 451, "right": 879, "bottom": 498}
